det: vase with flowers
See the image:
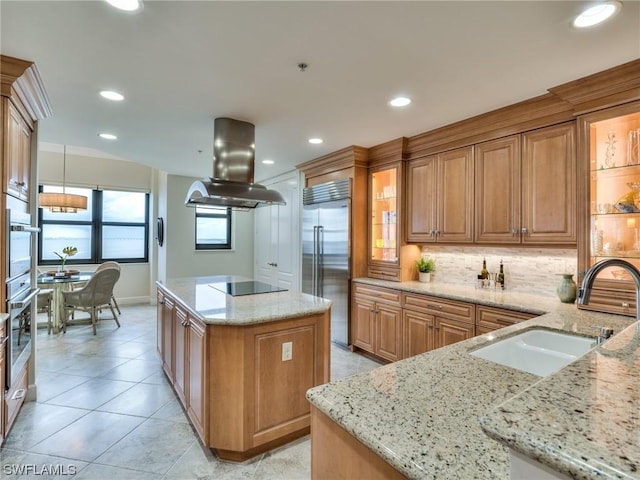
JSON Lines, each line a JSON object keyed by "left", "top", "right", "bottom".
{"left": 54, "top": 246, "right": 78, "bottom": 273}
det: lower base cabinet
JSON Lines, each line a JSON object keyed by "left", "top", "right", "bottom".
{"left": 157, "top": 286, "right": 329, "bottom": 462}
{"left": 0, "top": 319, "right": 5, "bottom": 444}
{"left": 352, "top": 285, "right": 402, "bottom": 362}
{"left": 353, "top": 283, "right": 537, "bottom": 361}
{"left": 475, "top": 305, "right": 536, "bottom": 335}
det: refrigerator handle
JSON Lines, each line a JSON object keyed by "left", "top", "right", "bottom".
{"left": 312, "top": 225, "right": 318, "bottom": 297}
{"left": 318, "top": 226, "right": 324, "bottom": 297}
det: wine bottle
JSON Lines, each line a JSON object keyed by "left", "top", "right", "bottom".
{"left": 497, "top": 260, "right": 505, "bottom": 289}
{"left": 480, "top": 258, "right": 489, "bottom": 280}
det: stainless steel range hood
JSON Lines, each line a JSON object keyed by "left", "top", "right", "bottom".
{"left": 185, "top": 118, "right": 286, "bottom": 209}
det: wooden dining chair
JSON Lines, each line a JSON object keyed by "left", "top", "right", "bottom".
{"left": 62, "top": 267, "right": 120, "bottom": 335}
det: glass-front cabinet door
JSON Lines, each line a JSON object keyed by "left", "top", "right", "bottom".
{"left": 579, "top": 101, "right": 640, "bottom": 316}
{"left": 370, "top": 165, "right": 399, "bottom": 265}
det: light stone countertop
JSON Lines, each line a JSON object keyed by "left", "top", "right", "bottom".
{"left": 157, "top": 275, "right": 331, "bottom": 325}
{"left": 306, "top": 278, "right": 638, "bottom": 479}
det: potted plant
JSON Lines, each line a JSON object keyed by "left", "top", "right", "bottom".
{"left": 415, "top": 257, "right": 435, "bottom": 283}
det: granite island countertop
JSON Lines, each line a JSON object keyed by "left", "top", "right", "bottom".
{"left": 157, "top": 275, "right": 331, "bottom": 325}
{"left": 307, "top": 279, "right": 638, "bottom": 479}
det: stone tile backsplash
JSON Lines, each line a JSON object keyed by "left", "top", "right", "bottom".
{"left": 419, "top": 246, "right": 578, "bottom": 298}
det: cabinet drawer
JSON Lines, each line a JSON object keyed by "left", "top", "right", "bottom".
{"left": 579, "top": 286, "right": 636, "bottom": 317}
{"left": 476, "top": 305, "right": 536, "bottom": 330}
{"left": 368, "top": 266, "right": 400, "bottom": 282}
{"left": 5, "top": 363, "right": 28, "bottom": 432}
{"left": 402, "top": 293, "right": 474, "bottom": 323}
{"left": 353, "top": 284, "right": 401, "bottom": 305}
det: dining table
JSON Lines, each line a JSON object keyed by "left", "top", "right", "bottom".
{"left": 37, "top": 271, "right": 93, "bottom": 333}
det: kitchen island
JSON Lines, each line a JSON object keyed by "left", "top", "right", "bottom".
{"left": 156, "top": 275, "right": 331, "bottom": 462}
{"left": 306, "top": 279, "right": 638, "bottom": 479}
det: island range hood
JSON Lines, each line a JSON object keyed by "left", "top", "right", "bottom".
{"left": 185, "top": 118, "right": 286, "bottom": 209}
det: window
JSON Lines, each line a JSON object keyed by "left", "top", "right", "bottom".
{"left": 195, "top": 207, "right": 232, "bottom": 250}
{"left": 38, "top": 186, "right": 149, "bottom": 265}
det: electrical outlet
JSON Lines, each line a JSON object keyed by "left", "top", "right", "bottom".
{"left": 282, "top": 341, "right": 293, "bottom": 361}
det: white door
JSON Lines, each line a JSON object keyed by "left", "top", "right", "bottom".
{"left": 254, "top": 171, "right": 300, "bottom": 291}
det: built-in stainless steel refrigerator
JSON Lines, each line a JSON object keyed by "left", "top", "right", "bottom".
{"left": 302, "top": 179, "right": 350, "bottom": 347}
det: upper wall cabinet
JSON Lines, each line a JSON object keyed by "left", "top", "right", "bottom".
{"left": 521, "top": 122, "right": 577, "bottom": 245}
{"left": 475, "top": 135, "right": 521, "bottom": 243}
{"left": 3, "top": 99, "right": 32, "bottom": 201}
{"left": 407, "top": 146, "right": 474, "bottom": 243}
{"left": 1, "top": 55, "right": 52, "bottom": 205}
{"left": 475, "top": 123, "right": 576, "bottom": 245}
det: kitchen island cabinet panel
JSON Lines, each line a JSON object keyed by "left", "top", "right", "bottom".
{"left": 173, "top": 305, "right": 188, "bottom": 405}
{"left": 186, "top": 315, "right": 206, "bottom": 440}
{"left": 311, "top": 406, "right": 406, "bottom": 480}
{"left": 156, "top": 279, "right": 330, "bottom": 462}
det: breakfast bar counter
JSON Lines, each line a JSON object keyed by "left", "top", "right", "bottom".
{"left": 306, "top": 279, "right": 638, "bottom": 479}
{"left": 156, "top": 275, "right": 331, "bottom": 462}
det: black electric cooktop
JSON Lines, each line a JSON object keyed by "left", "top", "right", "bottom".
{"left": 209, "top": 281, "right": 287, "bottom": 297}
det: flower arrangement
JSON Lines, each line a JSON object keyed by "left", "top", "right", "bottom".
{"left": 415, "top": 257, "right": 435, "bottom": 273}
{"left": 54, "top": 246, "right": 78, "bottom": 270}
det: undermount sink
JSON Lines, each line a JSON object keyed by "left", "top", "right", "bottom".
{"left": 470, "top": 328, "right": 596, "bottom": 377}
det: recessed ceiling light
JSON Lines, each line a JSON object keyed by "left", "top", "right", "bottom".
{"left": 262, "top": 159, "right": 275, "bottom": 165}
{"left": 99, "top": 133, "right": 118, "bottom": 140}
{"left": 105, "top": 0, "right": 143, "bottom": 11}
{"left": 573, "top": 1, "right": 621, "bottom": 28}
{"left": 99, "top": 90, "right": 124, "bottom": 101}
{"left": 308, "top": 138, "right": 323, "bottom": 145}
{"left": 390, "top": 96, "right": 411, "bottom": 107}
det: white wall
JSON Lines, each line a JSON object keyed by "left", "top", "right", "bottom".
{"left": 38, "top": 151, "right": 257, "bottom": 304}
{"left": 162, "top": 174, "right": 254, "bottom": 280}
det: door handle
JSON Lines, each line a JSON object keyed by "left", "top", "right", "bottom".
{"left": 267, "top": 262, "right": 278, "bottom": 267}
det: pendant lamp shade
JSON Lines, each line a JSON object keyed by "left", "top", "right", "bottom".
{"left": 38, "top": 192, "right": 87, "bottom": 213}
{"left": 38, "top": 146, "right": 88, "bottom": 213}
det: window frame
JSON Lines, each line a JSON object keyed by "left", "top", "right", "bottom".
{"left": 195, "top": 207, "right": 232, "bottom": 250}
{"left": 38, "top": 186, "right": 150, "bottom": 265}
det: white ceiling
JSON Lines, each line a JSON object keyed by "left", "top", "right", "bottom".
{"left": 1, "top": 1, "right": 639, "bottom": 182}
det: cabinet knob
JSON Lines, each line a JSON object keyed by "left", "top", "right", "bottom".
{"left": 434, "top": 230, "right": 441, "bottom": 236}
{"left": 521, "top": 227, "right": 528, "bottom": 235}
{"left": 511, "top": 228, "right": 518, "bottom": 236}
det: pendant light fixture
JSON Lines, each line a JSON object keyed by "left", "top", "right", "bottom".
{"left": 38, "top": 145, "right": 88, "bottom": 213}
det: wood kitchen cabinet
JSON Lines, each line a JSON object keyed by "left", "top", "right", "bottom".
{"left": 577, "top": 101, "right": 640, "bottom": 317}
{"left": 475, "top": 305, "right": 536, "bottom": 335}
{"left": 475, "top": 135, "right": 522, "bottom": 243}
{"left": 475, "top": 123, "right": 576, "bottom": 245}
{"left": 156, "top": 290, "right": 206, "bottom": 438}
{"left": 407, "top": 146, "right": 474, "bottom": 243}
{"left": 0, "top": 318, "right": 5, "bottom": 444}
{"left": 521, "top": 122, "right": 577, "bottom": 245}
{"left": 368, "top": 139, "right": 421, "bottom": 282}
{"left": 173, "top": 305, "right": 188, "bottom": 404}
{"left": 157, "top": 290, "right": 175, "bottom": 380}
{"left": 156, "top": 284, "right": 329, "bottom": 462}
{"left": 3, "top": 99, "right": 31, "bottom": 202}
{"left": 402, "top": 291, "right": 475, "bottom": 357}
{"left": 352, "top": 284, "right": 403, "bottom": 361}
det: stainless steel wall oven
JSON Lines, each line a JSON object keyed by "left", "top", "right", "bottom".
{"left": 5, "top": 209, "right": 39, "bottom": 390}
